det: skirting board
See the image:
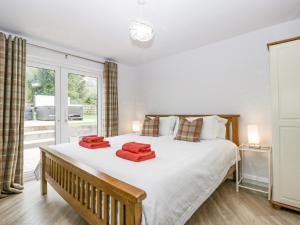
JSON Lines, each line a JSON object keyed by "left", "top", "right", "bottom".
{"left": 272, "top": 201, "right": 300, "bottom": 213}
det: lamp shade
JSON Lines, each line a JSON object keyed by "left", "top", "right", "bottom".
{"left": 248, "top": 125, "right": 260, "bottom": 145}
{"left": 129, "top": 19, "right": 154, "bottom": 42}
{"left": 132, "top": 121, "right": 141, "bottom": 132}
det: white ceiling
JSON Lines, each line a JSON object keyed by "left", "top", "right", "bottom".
{"left": 0, "top": 0, "right": 300, "bottom": 65}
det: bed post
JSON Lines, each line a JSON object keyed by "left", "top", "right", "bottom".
{"left": 135, "top": 202, "right": 143, "bottom": 225}
{"left": 40, "top": 150, "right": 47, "bottom": 195}
{"left": 127, "top": 201, "right": 143, "bottom": 225}
{"left": 231, "top": 116, "right": 239, "bottom": 182}
{"left": 231, "top": 116, "right": 239, "bottom": 146}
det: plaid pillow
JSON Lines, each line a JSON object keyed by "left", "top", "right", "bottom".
{"left": 175, "top": 118, "right": 203, "bottom": 142}
{"left": 141, "top": 116, "right": 160, "bottom": 137}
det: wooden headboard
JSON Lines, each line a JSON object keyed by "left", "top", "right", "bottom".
{"left": 145, "top": 114, "right": 240, "bottom": 146}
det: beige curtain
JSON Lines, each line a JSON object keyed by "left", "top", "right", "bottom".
{"left": 102, "top": 61, "right": 118, "bottom": 137}
{"left": 0, "top": 33, "right": 26, "bottom": 198}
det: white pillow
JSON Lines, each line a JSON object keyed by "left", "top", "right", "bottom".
{"left": 150, "top": 116, "right": 177, "bottom": 136}
{"left": 173, "top": 115, "right": 222, "bottom": 140}
{"left": 173, "top": 116, "right": 180, "bottom": 136}
{"left": 159, "top": 116, "right": 177, "bottom": 136}
{"left": 200, "top": 116, "right": 219, "bottom": 140}
{"left": 216, "top": 116, "right": 228, "bottom": 139}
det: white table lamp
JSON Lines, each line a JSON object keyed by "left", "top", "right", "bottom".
{"left": 132, "top": 121, "right": 141, "bottom": 132}
{"left": 248, "top": 124, "right": 260, "bottom": 148}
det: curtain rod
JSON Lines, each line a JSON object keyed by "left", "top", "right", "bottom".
{"left": 28, "top": 42, "right": 105, "bottom": 65}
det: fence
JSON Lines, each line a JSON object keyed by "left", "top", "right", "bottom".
{"left": 83, "top": 105, "right": 97, "bottom": 115}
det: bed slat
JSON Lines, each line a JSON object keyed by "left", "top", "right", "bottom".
{"left": 120, "top": 203, "right": 125, "bottom": 225}
{"left": 91, "top": 186, "right": 96, "bottom": 213}
{"left": 111, "top": 197, "right": 117, "bottom": 225}
{"left": 80, "top": 179, "right": 83, "bottom": 204}
{"left": 97, "top": 189, "right": 102, "bottom": 219}
{"left": 86, "top": 182, "right": 90, "bottom": 209}
{"left": 103, "top": 193, "right": 108, "bottom": 224}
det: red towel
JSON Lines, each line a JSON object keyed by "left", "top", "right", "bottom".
{"left": 116, "top": 149, "right": 155, "bottom": 162}
{"left": 122, "top": 142, "right": 151, "bottom": 153}
{"left": 82, "top": 135, "right": 104, "bottom": 143}
{"left": 79, "top": 141, "right": 110, "bottom": 149}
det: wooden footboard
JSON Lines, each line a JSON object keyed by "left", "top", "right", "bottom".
{"left": 40, "top": 146, "right": 146, "bottom": 225}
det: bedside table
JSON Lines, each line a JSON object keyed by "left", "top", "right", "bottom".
{"left": 235, "top": 144, "right": 272, "bottom": 200}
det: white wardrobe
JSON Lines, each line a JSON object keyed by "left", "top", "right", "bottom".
{"left": 269, "top": 37, "right": 300, "bottom": 211}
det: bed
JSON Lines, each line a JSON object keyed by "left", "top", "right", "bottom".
{"left": 40, "top": 114, "right": 239, "bottom": 225}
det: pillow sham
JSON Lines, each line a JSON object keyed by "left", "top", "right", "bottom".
{"left": 173, "top": 116, "right": 219, "bottom": 140}
{"left": 173, "top": 116, "right": 180, "bottom": 136}
{"left": 200, "top": 116, "right": 219, "bottom": 140}
{"left": 149, "top": 116, "right": 177, "bottom": 136}
{"left": 159, "top": 116, "right": 177, "bottom": 136}
{"left": 216, "top": 116, "right": 228, "bottom": 139}
{"left": 175, "top": 118, "right": 203, "bottom": 142}
{"left": 141, "top": 116, "right": 159, "bottom": 137}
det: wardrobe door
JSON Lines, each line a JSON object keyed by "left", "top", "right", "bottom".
{"left": 270, "top": 39, "right": 300, "bottom": 208}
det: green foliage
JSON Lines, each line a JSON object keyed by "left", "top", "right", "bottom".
{"left": 68, "top": 74, "right": 97, "bottom": 105}
{"left": 25, "top": 67, "right": 55, "bottom": 103}
{"left": 25, "top": 68, "right": 97, "bottom": 106}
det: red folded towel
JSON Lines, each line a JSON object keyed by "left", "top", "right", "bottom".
{"left": 116, "top": 149, "right": 156, "bottom": 162}
{"left": 122, "top": 142, "right": 151, "bottom": 153}
{"left": 82, "top": 135, "right": 104, "bottom": 143}
{"left": 79, "top": 141, "right": 110, "bottom": 149}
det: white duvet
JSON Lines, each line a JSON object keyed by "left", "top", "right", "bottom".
{"left": 51, "top": 133, "right": 237, "bottom": 225}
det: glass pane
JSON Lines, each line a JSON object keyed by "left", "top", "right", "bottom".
{"left": 24, "top": 66, "right": 56, "bottom": 174}
{"left": 67, "top": 73, "right": 97, "bottom": 143}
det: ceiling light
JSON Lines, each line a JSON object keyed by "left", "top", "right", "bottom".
{"left": 129, "top": 19, "right": 154, "bottom": 42}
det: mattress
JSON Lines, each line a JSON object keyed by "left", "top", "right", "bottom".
{"left": 51, "top": 133, "right": 237, "bottom": 225}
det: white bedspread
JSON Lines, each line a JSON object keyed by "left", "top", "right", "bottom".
{"left": 51, "top": 133, "right": 237, "bottom": 225}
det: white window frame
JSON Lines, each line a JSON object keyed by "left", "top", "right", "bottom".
{"left": 26, "top": 60, "right": 61, "bottom": 143}
{"left": 60, "top": 67, "right": 102, "bottom": 143}
{"left": 27, "top": 55, "right": 103, "bottom": 141}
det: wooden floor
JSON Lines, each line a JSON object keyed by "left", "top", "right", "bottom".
{"left": 0, "top": 180, "right": 300, "bottom": 225}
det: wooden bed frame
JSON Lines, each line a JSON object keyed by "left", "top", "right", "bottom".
{"left": 40, "top": 114, "right": 239, "bottom": 225}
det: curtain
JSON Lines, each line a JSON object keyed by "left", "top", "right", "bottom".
{"left": 0, "top": 33, "right": 26, "bottom": 198}
{"left": 102, "top": 61, "right": 118, "bottom": 137}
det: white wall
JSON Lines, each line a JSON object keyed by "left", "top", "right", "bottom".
{"left": 118, "top": 64, "right": 137, "bottom": 134}
{"left": 135, "top": 18, "right": 300, "bottom": 182}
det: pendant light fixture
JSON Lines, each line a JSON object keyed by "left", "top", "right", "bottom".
{"left": 129, "top": 0, "right": 154, "bottom": 42}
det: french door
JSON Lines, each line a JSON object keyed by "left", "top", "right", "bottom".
{"left": 24, "top": 62, "right": 101, "bottom": 177}
{"left": 60, "top": 68, "right": 101, "bottom": 143}
{"left": 24, "top": 62, "right": 60, "bottom": 178}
